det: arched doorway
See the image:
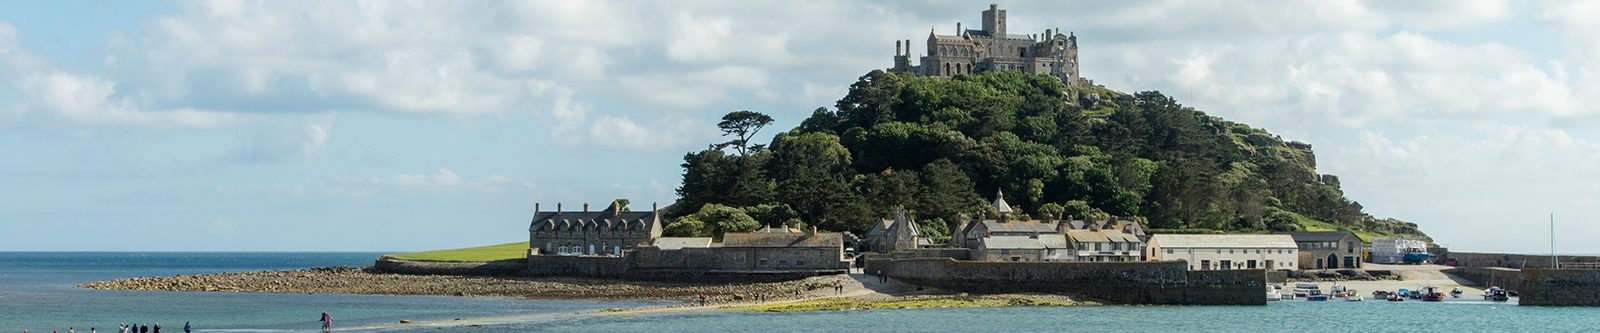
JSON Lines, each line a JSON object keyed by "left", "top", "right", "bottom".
{"left": 1327, "top": 253, "right": 1339, "bottom": 269}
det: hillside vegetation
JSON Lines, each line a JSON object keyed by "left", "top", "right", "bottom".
{"left": 670, "top": 70, "right": 1428, "bottom": 242}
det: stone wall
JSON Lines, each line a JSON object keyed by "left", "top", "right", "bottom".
{"left": 1519, "top": 269, "right": 1600, "bottom": 306}
{"left": 1446, "top": 251, "right": 1600, "bottom": 269}
{"left": 865, "top": 258, "right": 1264, "bottom": 305}
{"left": 372, "top": 258, "right": 528, "bottom": 276}
{"left": 1442, "top": 267, "right": 1524, "bottom": 290}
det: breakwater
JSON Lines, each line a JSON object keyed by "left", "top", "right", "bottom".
{"left": 79, "top": 266, "right": 849, "bottom": 303}
{"left": 864, "top": 258, "right": 1264, "bottom": 305}
{"left": 1446, "top": 251, "right": 1600, "bottom": 269}
{"left": 1519, "top": 269, "right": 1600, "bottom": 306}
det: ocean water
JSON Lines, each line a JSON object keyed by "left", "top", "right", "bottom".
{"left": 0, "top": 252, "right": 646, "bottom": 332}
{"left": 8, "top": 252, "right": 1600, "bottom": 332}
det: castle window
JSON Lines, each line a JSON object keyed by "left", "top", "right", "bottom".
{"left": 944, "top": 63, "right": 951, "bottom": 76}
{"left": 796, "top": 260, "right": 805, "bottom": 266}
{"left": 1018, "top": 47, "right": 1026, "bottom": 57}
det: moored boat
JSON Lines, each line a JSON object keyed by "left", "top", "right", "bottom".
{"left": 1450, "top": 288, "right": 1464, "bottom": 298}
{"left": 1293, "top": 282, "right": 1320, "bottom": 298}
{"left": 1305, "top": 290, "right": 1330, "bottom": 301}
{"left": 1422, "top": 286, "right": 1447, "bottom": 301}
{"left": 1484, "top": 287, "right": 1510, "bottom": 302}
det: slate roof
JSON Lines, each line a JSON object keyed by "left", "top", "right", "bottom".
{"left": 529, "top": 210, "right": 658, "bottom": 231}
{"left": 980, "top": 234, "right": 1069, "bottom": 250}
{"left": 721, "top": 232, "right": 845, "bottom": 248}
{"left": 652, "top": 237, "right": 714, "bottom": 250}
{"left": 980, "top": 220, "right": 1058, "bottom": 233}
{"left": 1066, "top": 230, "right": 1138, "bottom": 243}
{"left": 1148, "top": 234, "right": 1296, "bottom": 249}
{"left": 1284, "top": 231, "right": 1360, "bottom": 243}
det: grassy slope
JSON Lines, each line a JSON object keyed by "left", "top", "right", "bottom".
{"left": 384, "top": 241, "right": 528, "bottom": 262}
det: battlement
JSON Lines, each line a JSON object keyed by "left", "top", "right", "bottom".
{"left": 888, "top": 4, "right": 1086, "bottom": 86}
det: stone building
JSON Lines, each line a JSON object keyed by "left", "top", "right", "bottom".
{"left": 717, "top": 226, "right": 850, "bottom": 271}
{"left": 1067, "top": 229, "right": 1143, "bottom": 262}
{"left": 1284, "top": 231, "right": 1363, "bottom": 269}
{"left": 974, "top": 234, "right": 1072, "bottom": 262}
{"left": 527, "top": 202, "right": 662, "bottom": 256}
{"left": 889, "top": 4, "right": 1084, "bottom": 85}
{"left": 863, "top": 207, "right": 928, "bottom": 253}
{"left": 1145, "top": 234, "right": 1299, "bottom": 271}
{"left": 953, "top": 190, "right": 1145, "bottom": 262}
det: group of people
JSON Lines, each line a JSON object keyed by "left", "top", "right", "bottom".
{"left": 20, "top": 323, "right": 189, "bottom": 333}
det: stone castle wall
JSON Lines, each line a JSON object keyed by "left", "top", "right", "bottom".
{"left": 1519, "top": 269, "right": 1600, "bottom": 306}
{"left": 864, "top": 258, "right": 1264, "bottom": 305}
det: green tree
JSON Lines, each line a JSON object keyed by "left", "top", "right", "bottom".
{"left": 717, "top": 110, "right": 775, "bottom": 155}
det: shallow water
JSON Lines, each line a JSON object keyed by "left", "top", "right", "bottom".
{"left": 7, "top": 252, "right": 1599, "bottom": 332}
{"left": 0, "top": 252, "right": 643, "bottom": 332}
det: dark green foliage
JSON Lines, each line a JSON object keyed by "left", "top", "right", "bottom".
{"left": 671, "top": 70, "right": 1427, "bottom": 239}
{"left": 664, "top": 204, "right": 761, "bottom": 239}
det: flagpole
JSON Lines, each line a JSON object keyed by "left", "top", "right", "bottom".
{"left": 1551, "top": 212, "right": 1557, "bottom": 269}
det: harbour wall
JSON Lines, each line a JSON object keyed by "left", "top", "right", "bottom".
{"left": 864, "top": 258, "right": 1264, "bottom": 305}
{"left": 1441, "top": 267, "right": 1524, "bottom": 290}
{"left": 1446, "top": 251, "right": 1600, "bottom": 269}
{"left": 1519, "top": 269, "right": 1600, "bottom": 306}
{"left": 373, "top": 253, "right": 842, "bottom": 282}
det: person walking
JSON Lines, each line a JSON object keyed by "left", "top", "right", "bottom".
{"left": 139, "top": 324, "right": 147, "bottom": 333}
{"left": 320, "top": 312, "right": 332, "bottom": 332}
{"left": 151, "top": 323, "right": 158, "bottom": 333}
{"left": 182, "top": 322, "right": 189, "bottom": 333}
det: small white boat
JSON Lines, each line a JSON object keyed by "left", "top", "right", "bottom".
{"left": 1344, "top": 295, "right": 1364, "bottom": 302}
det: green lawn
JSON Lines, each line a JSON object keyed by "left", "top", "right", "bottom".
{"left": 384, "top": 241, "right": 528, "bottom": 262}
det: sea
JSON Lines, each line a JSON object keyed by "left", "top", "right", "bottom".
{"left": 4, "top": 252, "right": 1599, "bottom": 333}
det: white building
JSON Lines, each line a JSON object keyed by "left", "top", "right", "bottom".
{"left": 1145, "top": 234, "right": 1298, "bottom": 271}
{"left": 1370, "top": 238, "right": 1427, "bottom": 264}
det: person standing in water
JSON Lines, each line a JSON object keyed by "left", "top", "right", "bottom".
{"left": 321, "top": 312, "right": 332, "bottom": 332}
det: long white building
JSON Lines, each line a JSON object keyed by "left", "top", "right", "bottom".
{"left": 1145, "top": 234, "right": 1298, "bottom": 271}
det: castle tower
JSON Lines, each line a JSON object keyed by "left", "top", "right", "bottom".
{"left": 982, "top": 4, "right": 1006, "bottom": 37}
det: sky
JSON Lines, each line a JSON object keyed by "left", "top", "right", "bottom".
{"left": 1, "top": 0, "right": 1597, "bottom": 253}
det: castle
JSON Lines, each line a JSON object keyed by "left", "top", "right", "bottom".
{"left": 890, "top": 4, "right": 1084, "bottom": 85}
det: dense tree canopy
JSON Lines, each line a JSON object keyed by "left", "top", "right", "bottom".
{"left": 671, "top": 71, "right": 1428, "bottom": 241}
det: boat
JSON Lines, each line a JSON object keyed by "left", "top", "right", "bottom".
{"left": 1401, "top": 247, "right": 1432, "bottom": 264}
{"left": 1409, "top": 286, "right": 1426, "bottom": 299}
{"left": 1387, "top": 294, "right": 1405, "bottom": 302}
{"left": 1344, "top": 294, "right": 1364, "bottom": 302}
{"left": 1293, "top": 282, "right": 1320, "bottom": 298}
{"left": 1450, "top": 288, "right": 1464, "bottom": 298}
{"left": 1484, "top": 287, "right": 1510, "bottom": 302}
{"left": 1422, "top": 286, "right": 1447, "bottom": 301}
{"left": 1267, "top": 285, "right": 1283, "bottom": 301}
{"left": 1396, "top": 288, "right": 1410, "bottom": 298}
{"left": 1305, "top": 290, "right": 1330, "bottom": 301}
{"left": 1373, "top": 290, "right": 1391, "bottom": 299}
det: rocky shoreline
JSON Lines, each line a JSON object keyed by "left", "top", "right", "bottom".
{"left": 78, "top": 266, "right": 854, "bottom": 303}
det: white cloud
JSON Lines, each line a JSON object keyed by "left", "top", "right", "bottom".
{"left": 219, "top": 115, "right": 335, "bottom": 164}
{"left": 1324, "top": 125, "right": 1600, "bottom": 252}
{"left": 17, "top": 71, "right": 238, "bottom": 127}
{"left": 587, "top": 114, "right": 705, "bottom": 152}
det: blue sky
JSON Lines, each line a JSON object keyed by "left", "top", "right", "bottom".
{"left": 2, "top": 0, "right": 1597, "bottom": 253}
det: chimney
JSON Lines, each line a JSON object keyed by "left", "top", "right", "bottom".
{"left": 896, "top": 40, "right": 902, "bottom": 56}
{"left": 535, "top": 202, "right": 541, "bottom": 213}
{"left": 652, "top": 201, "right": 658, "bottom": 212}
{"left": 556, "top": 202, "right": 563, "bottom": 212}
{"left": 809, "top": 226, "right": 818, "bottom": 237}
{"left": 1046, "top": 29, "right": 1051, "bottom": 37}
{"left": 583, "top": 202, "right": 589, "bottom": 212}
{"left": 957, "top": 22, "right": 962, "bottom": 34}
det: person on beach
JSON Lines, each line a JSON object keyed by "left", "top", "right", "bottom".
{"left": 182, "top": 322, "right": 189, "bottom": 333}
{"left": 139, "top": 324, "right": 147, "bottom": 333}
{"left": 151, "top": 324, "right": 158, "bottom": 333}
{"left": 696, "top": 294, "right": 707, "bottom": 306}
{"left": 321, "top": 312, "right": 332, "bottom": 332}
{"left": 68, "top": 328, "right": 74, "bottom": 333}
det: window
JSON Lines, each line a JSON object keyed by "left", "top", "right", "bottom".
{"left": 1047, "top": 249, "right": 1056, "bottom": 256}
{"left": 759, "top": 260, "right": 769, "bottom": 267}
{"left": 1166, "top": 249, "right": 1174, "bottom": 254}
{"left": 797, "top": 260, "right": 806, "bottom": 266}
{"left": 1247, "top": 260, "right": 1257, "bottom": 269}
{"left": 1001, "top": 249, "right": 1011, "bottom": 255}
{"left": 779, "top": 260, "right": 788, "bottom": 267}
{"left": 1255, "top": 249, "right": 1261, "bottom": 254}
{"left": 1229, "top": 249, "right": 1235, "bottom": 254}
